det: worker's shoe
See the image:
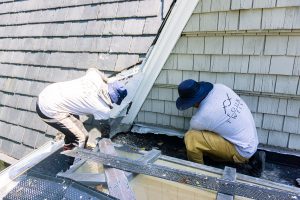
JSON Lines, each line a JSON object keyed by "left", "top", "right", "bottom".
{"left": 236, "top": 150, "right": 266, "bottom": 177}
{"left": 63, "top": 143, "right": 76, "bottom": 151}
{"left": 64, "top": 136, "right": 88, "bottom": 151}
{"left": 86, "top": 142, "right": 96, "bottom": 150}
{"left": 248, "top": 150, "right": 266, "bottom": 177}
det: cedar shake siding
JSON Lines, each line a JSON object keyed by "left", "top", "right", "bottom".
{"left": 136, "top": 0, "right": 300, "bottom": 150}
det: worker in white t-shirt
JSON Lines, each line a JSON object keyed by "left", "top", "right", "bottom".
{"left": 36, "top": 68, "right": 127, "bottom": 150}
{"left": 176, "top": 79, "right": 265, "bottom": 177}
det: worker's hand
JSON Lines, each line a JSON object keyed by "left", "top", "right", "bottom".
{"left": 99, "top": 71, "right": 108, "bottom": 83}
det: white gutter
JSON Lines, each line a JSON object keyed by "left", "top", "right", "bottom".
{"left": 0, "top": 141, "right": 63, "bottom": 197}
{"left": 122, "top": 0, "right": 199, "bottom": 124}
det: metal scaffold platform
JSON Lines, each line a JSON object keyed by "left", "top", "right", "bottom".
{"left": 1, "top": 139, "right": 300, "bottom": 200}
{"left": 62, "top": 139, "right": 300, "bottom": 200}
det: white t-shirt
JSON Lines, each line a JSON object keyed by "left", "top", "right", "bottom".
{"left": 190, "top": 84, "right": 258, "bottom": 158}
{"left": 38, "top": 69, "right": 111, "bottom": 120}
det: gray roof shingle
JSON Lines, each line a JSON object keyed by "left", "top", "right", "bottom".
{"left": 8, "top": 125, "right": 25, "bottom": 144}
{"left": 0, "top": 0, "right": 174, "bottom": 159}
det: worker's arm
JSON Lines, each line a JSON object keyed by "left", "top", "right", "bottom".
{"left": 87, "top": 68, "right": 109, "bottom": 83}
{"left": 98, "top": 71, "right": 108, "bottom": 83}
{"left": 189, "top": 115, "right": 207, "bottom": 131}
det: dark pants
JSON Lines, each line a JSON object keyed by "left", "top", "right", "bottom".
{"left": 36, "top": 102, "right": 88, "bottom": 147}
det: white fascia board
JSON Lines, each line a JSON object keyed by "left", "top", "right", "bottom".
{"left": 0, "top": 141, "right": 63, "bottom": 195}
{"left": 122, "top": 0, "right": 199, "bottom": 124}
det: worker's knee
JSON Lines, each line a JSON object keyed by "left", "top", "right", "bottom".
{"left": 184, "top": 130, "right": 203, "bottom": 151}
{"left": 184, "top": 130, "right": 196, "bottom": 143}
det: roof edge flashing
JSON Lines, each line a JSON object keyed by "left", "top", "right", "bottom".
{"left": 121, "top": 0, "right": 199, "bottom": 124}
{"left": 0, "top": 141, "right": 63, "bottom": 195}
{"left": 131, "top": 123, "right": 184, "bottom": 138}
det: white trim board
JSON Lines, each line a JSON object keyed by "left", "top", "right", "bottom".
{"left": 122, "top": 0, "right": 199, "bottom": 124}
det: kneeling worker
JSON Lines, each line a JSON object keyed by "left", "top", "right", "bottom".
{"left": 176, "top": 79, "right": 265, "bottom": 177}
{"left": 36, "top": 68, "right": 127, "bottom": 150}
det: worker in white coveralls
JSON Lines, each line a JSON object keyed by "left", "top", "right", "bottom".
{"left": 36, "top": 68, "right": 127, "bottom": 150}
{"left": 176, "top": 79, "right": 266, "bottom": 177}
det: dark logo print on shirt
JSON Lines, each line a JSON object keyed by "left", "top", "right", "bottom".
{"left": 222, "top": 93, "right": 243, "bottom": 123}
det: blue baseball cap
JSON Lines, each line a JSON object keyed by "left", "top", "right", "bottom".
{"left": 108, "top": 81, "right": 127, "bottom": 105}
{"left": 176, "top": 79, "right": 213, "bottom": 110}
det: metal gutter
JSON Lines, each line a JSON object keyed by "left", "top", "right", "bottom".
{"left": 160, "top": 155, "right": 300, "bottom": 194}
{"left": 217, "top": 167, "right": 236, "bottom": 200}
{"left": 0, "top": 140, "right": 63, "bottom": 197}
{"left": 121, "top": 0, "right": 199, "bottom": 125}
{"left": 118, "top": 143, "right": 300, "bottom": 194}
{"left": 64, "top": 148, "right": 300, "bottom": 200}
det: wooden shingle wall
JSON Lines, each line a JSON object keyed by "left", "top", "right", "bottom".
{"left": 137, "top": 0, "right": 300, "bottom": 150}
{"left": 0, "top": 0, "right": 171, "bottom": 159}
